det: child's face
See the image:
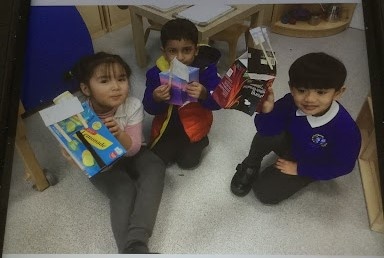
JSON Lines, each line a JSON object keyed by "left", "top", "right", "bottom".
{"left": 290, "top": 86, "right": 345, "bottom": 116}
{"left": 162, "top": 39, "right": 198, "bottom": 66}
{"left": 81, "top": 63, "right": 129, "bottom": 113}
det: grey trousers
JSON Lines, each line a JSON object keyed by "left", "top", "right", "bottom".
{"left": 89, "top": 147, "right": 165, "bottom": 253}
{"left": 243, "top": 132, "right": 314, "bottom": 204}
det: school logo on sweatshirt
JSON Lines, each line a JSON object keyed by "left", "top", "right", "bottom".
{"left": 312, "top": 134, "right": 327, "bottom": 147}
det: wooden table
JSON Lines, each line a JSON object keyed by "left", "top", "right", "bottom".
{"left": 16, "top": 101, "right": 50, "bottom": 191}
{"left": 129, "top": 5, "right": 265, "bottom": 67}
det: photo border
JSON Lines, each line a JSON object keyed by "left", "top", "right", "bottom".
{"left": 0, "top": 0, "right": 31, "bottom": 254}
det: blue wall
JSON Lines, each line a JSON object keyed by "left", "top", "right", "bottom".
{"left": 21, "top": 6, "right": 94, "bottom": 112}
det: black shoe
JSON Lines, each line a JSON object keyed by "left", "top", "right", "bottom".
{"left": 122, "top": 241, "right": 150, "bottom": 254}
{"left": 230, "top": 163, "right": 257, "bottom": 197}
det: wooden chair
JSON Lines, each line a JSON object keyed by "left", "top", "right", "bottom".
{"left": 209, "top": 23, "right": 249, "bottom": 64}
{"left": 144, "top": 19, "right": 162, "bottom": 44}
{"left": 144, "top": 19, "right": 249, "bottom": 64}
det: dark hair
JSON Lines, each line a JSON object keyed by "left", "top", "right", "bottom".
{"left": 288, "top": 52, "right": 346, "bottom": 90}
{"left": 160, "top": 18, "right": 198, "bottom": 48}
{"left": 70, "top": 52, "right": 131, "bottom": 85}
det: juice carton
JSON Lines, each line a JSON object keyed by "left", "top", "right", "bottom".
{"left": 39, "top": 94, "right": 126, "bottom": 177}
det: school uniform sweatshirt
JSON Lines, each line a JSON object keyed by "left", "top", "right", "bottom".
{"left": 143, "top": 46, "right": 221, "bottom": 145}
{"left": 255, "top": 93, "right": 361, "bottom": 180}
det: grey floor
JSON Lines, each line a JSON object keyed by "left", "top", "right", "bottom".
{"left": 3, "top": 20, "right": 384, "bottom": 255}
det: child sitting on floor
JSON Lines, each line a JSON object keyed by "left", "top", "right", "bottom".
{"left": 143, "top": 18, "right": 221, "bottom": 169}
{"left": 230, "top": 52, "right": 361, "bottom": 204}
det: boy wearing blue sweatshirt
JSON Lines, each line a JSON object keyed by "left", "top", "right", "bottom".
{"left": 230, "top": 52, "right": 361, "bottom": 204}
{"left": 143, "top": 18, "right": 221, "bottom": 169}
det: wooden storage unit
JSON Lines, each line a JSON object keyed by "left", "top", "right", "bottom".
{"left": 103, "top": 6, "right": 131, "bottom": 32}
{"left": 76, "top": 6, "right": 131, "bottom": 39}
{"left": 242, "top": 4, "right": 274, "bottom": 26}
{"left": 356, "top": 96, "right": 384, "bottom": 233}
{"left": 76, "top": 6, "right": 108, "bottom": 39}
{"left": 270, "top": 3, "right": 356, "bottom": 37}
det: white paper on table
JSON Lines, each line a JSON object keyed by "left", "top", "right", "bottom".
{"left": 170, "top": 57, "right": 189, "bottom": 81}
{"left": 39, "top": 97, "right": 84, "bottom": 126}
{"left": 148, "top": 2, "right": 184, "bottom": 12}
{"left": 174, "top": 4, "right": 234, "bottom": 26}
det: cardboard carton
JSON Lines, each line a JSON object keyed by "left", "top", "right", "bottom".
{"left": 39, "top": 96, "right": 126, "bottom": 177}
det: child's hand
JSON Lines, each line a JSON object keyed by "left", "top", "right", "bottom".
{"left": 103, "top": 117, "right": 132, "bottom": 150}
{"left": 153, "top": 84, "right": 171, "bottom": 102}
{"left": 262, "top": 86, "right": 275, "bottom": 113}
{"left": 186, "top": 82, "right": 207, "bottom": 100}
{"left": 275, "top": 158, "right": 298, "bottom": 175}
{"left": 103, "top": 117, "right": 123, "bottom": 137}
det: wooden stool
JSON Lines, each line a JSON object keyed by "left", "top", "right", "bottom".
{"left": 15, "top": 101, "right": 50, "bottom": 191}
{"left": 144, "top": 19, "right": 162, "bottom": 44}
{"left": 144, "top": 20, "right": 249, "bottom": 64}
{"left": 209, "top": 23, "right": 249, "bottom": 64}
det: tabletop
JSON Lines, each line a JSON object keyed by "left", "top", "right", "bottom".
{"left": 129, "top": 4, "right": 265, "bottom": 67}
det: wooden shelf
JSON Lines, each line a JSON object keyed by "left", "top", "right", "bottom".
{"left": 76, "top": 6, "right": 131, "bottom": 39}
{"left": 356, "top": 96, "right": 384, "bottom": 233}
{"left": 270, "top": 3, "right": 356, "bottom": 38}
{"left": 103, "top": 6, "right": 131, "bottom": 32}
{"left": 76, "top": 6, "right": 107, "bottom": 39}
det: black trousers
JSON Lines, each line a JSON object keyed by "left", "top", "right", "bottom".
{"left": 243, "top": 132, "right": 314, "bottom": 204}
{"left": 152, "top": 118, "right": 209, "bottom": 169}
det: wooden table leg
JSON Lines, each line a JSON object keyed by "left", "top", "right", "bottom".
{"left": 129, "top": 6, "right": 147, "bottom": 68}
{"left": 15, "top": 102, "right": 49, "bottom": 191}
{"left": 199, "top": 37, "right": 209, "bottom": 45}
